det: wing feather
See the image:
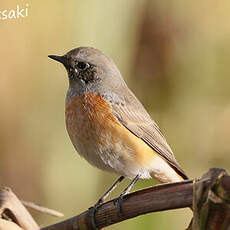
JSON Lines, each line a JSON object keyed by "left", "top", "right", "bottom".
{"left": 103, "top": 89, "right": 188, "bottom": 179}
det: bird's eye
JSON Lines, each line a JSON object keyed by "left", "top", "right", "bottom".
{"left": 75, "top": 62, "right": 89, "bottom": 70}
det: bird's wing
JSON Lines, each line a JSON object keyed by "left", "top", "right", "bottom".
{"left": 103, "top": 89, "right": 188, "bottom": 179}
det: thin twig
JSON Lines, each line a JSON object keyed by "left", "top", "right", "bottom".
{"left": 21, "top": 200, "right": 64, "bottom": 218}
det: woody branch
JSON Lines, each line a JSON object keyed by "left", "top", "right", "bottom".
{"left": 41, "top": 179, "right": 193, "bottom": 230}
{"left": 1, "top": 168, "right": 230, "bottom": 230}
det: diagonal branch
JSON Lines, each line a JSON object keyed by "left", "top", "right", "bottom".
{"left": 2, "top": 168, "right": 229, "bottom": 230}
{"left": 42, "top": 179, "right": 195, "bottom": 230}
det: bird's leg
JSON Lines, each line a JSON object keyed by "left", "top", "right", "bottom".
{"left": 95, "top": 176, "right": 125, "bottom": 207}
{"left": 113, "top": 174, "right": 140, "bottom": 215}
{"left": 89, "top": 176, "right": 125, "bottom": 229}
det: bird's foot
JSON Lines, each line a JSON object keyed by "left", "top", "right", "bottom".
{"left": 88, "top": 200, "right": 103, "bottom": 230}
{"left": 113, "top": 194, "right": 124, "bottom": 216}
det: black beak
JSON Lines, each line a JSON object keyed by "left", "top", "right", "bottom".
{"left": 48, "top": 55, "right": 66, "bottom": 65}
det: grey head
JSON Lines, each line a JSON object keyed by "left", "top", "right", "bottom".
{"left": 48, "top": 47, "right": 126, "bottom": 95}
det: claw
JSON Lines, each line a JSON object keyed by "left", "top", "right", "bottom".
{"left": 113, "top": 195, "right": 124, "bottom": 216}
{"left": 88, "top": 202, "right": 101, "bottom": 230}
{"left": 113, "top": 174, "right": 140, "bottom": 216}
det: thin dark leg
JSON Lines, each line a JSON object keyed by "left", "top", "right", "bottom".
{"left": 114, "top": 174, "right": 140, "bottom": 215}
{"left": 89, "top": 176, "right": 125, "bottom": 229}
{"left": 95, "top": 176, "right": 125, "bottom": 206}
{"left": 119, "top": 175, "right": 140, "bottom": 196}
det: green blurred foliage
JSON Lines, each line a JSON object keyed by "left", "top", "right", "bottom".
{"left": 1, "top": 0, "right": 230, "bottom": 229}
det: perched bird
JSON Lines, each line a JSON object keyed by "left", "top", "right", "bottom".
{"left": 48, "top": 47, "right": 188, "bottom": 213}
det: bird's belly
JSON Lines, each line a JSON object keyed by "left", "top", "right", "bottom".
{"left": 65, "top": 93, "right": 182, "bottom": 182}
{"left": 65, "top": 94, "right": 152, "bottom": 177}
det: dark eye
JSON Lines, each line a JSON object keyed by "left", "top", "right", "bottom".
{"left": 75, "top": 62, "right": 89, "bottom": 70}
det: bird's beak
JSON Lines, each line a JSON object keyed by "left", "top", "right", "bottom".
{"left": 48, "top": 55, "right": 66, "bottom": 65}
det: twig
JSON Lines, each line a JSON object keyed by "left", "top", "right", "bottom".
{"left": 21, "top": 201, "right": 64, "bottom": 218}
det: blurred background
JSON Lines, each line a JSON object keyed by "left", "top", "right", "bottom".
{"left": 1, "top": 0, "right": 230, "bottom": 229}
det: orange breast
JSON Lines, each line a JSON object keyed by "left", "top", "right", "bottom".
{"left": 65, "top": 93, "right": 119, "bottom": 146}
{"left": 65, "top": 93, "right": 127, "bottom": 171}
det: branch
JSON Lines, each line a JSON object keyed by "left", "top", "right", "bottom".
{"left": 42, "top": 179, "right": 194, "bottom": 230}
{"left": 2, "top": 168, "right": 228, "bottom": 230}
{"left": 188, "top": 168, "right": 230, "bottom": 230}
{"left": 0, "top": 187, "right": 39, "bottom": 230}
{"left": 0, "top": 218, "right": 24, "bottom": 230}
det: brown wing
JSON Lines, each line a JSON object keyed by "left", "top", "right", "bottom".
{"left": 103, "top": 89, "right": 188, "bottom": 180}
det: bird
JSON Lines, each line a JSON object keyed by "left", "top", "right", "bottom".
{"left": 48, "top": 47, "right": 188, "bottom": 218}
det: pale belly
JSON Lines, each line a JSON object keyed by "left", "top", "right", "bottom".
{"left": 65, "top": 103, "right": 149, "bottom": 178}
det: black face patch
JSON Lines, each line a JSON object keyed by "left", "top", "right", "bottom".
{"left": 79, "top": 65, "right": 98, "bottom": 84}
{"left": 68, "top": 62, "right": 98, "bottom": 84}
{"left": 75, "top": 61, "right": 89, "bottom": 71}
